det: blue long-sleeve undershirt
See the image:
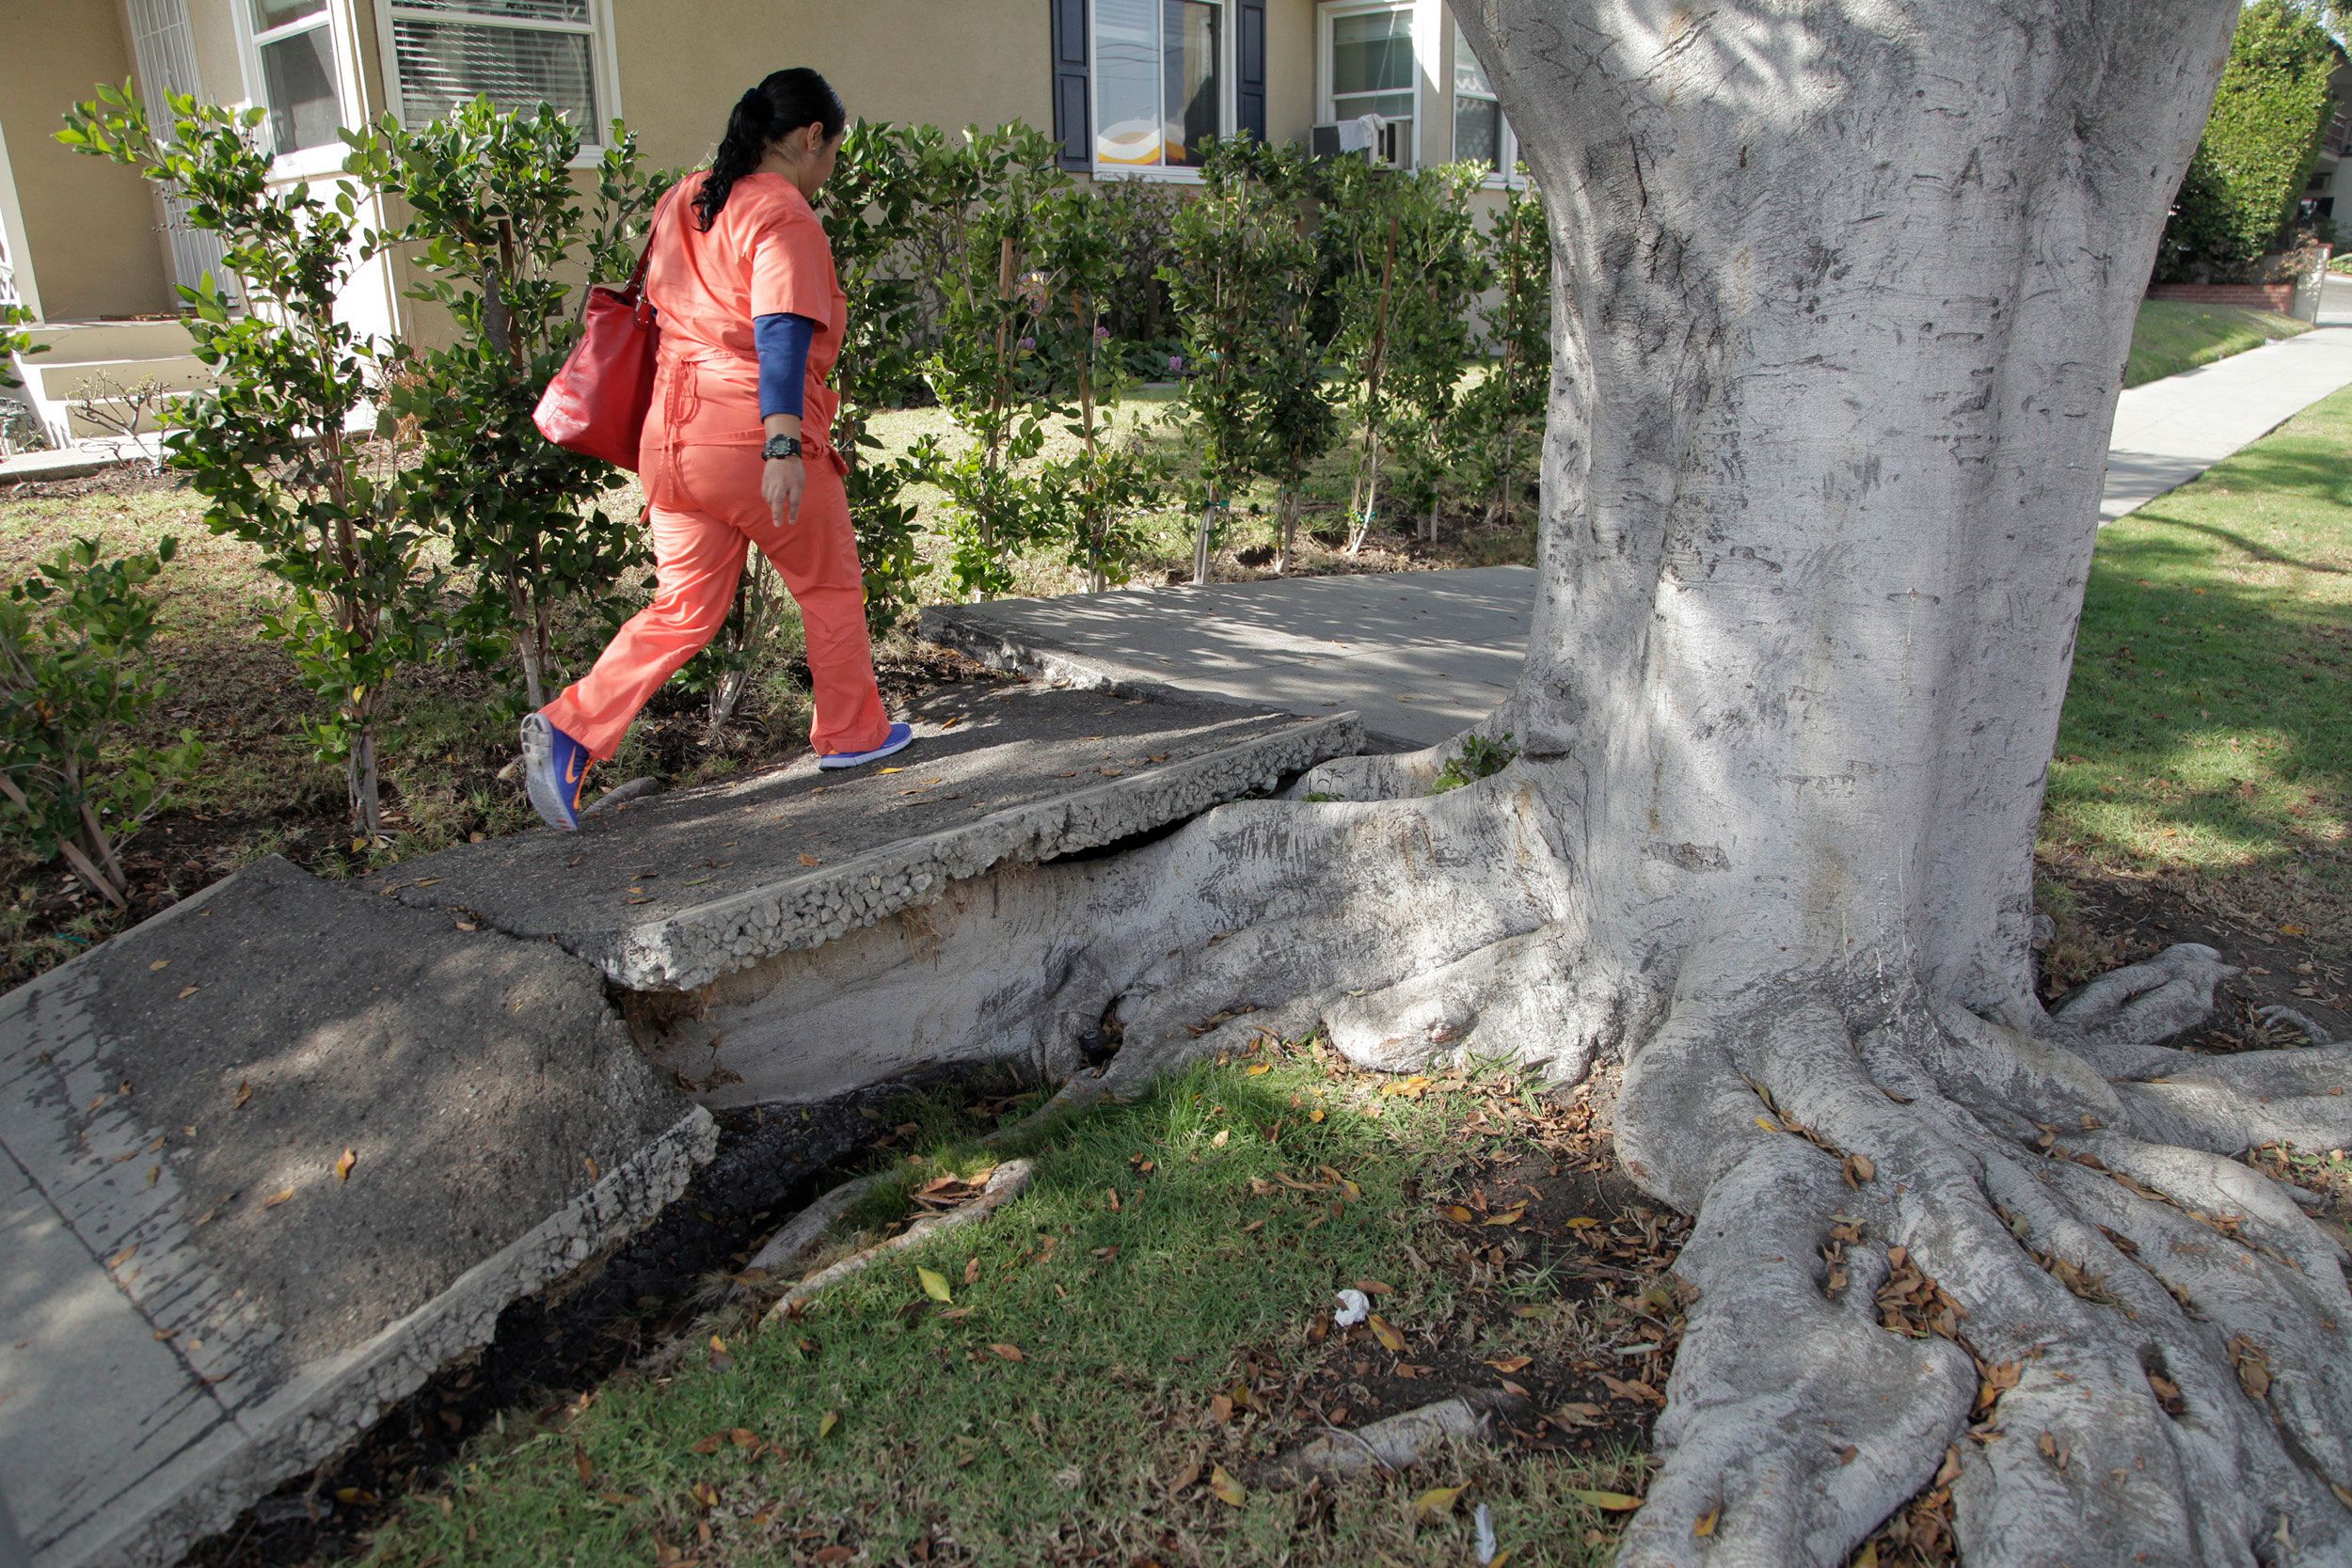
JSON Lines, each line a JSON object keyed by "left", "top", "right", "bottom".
{"left": 754, "top": 311, "right": 816, "bottom": 420}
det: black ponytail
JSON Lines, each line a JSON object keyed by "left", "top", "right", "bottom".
{"left": 696, "top": 67, "right": 847, "bottom": 230}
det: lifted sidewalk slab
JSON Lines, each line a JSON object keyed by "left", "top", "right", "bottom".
{"left": 380, "top": 683, "right": 1361, "bottom": 993}
{"left": 0, "top": 858, "right": 714, "bottom": 1568}
{"left": 923, "top": 568, "right": 1534, "bottom": 751}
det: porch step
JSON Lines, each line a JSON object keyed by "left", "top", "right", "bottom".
{"left": 17, "top": 317, "right": 197, "bottom": 361}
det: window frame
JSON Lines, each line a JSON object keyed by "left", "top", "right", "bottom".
{"left": 373, "top": 0, "right": 624, "bottom": 166}
{"left": 1449, "top": 21, "right": 1519, "bottom": 187}
{"left": 1087, "top": 0, "right": 1238, "bottom": 185}
{"left": 233, "top": 0, "right": 365, "bottom": 180}
{"left": 1319, "top": 0, "right": 1422, "bottom": 170}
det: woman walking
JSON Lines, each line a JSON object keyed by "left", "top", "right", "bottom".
{"left": 522, "top": 68, "right": 912, "bottom": 832}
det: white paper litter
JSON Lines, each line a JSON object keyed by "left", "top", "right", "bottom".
{"left": 1333, "top": 1288, "right": 1372, "bottom": 1327}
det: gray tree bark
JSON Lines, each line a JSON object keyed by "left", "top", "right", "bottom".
{"left": 769, "top": 3, "right": 2352, "bottom": 1560}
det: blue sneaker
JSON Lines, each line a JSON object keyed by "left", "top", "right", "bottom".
{"left": 520, "top": 712, "right": 595, "bottom": 832}
{"left": 818, "top": 721, "right": 914, "bottom": 770}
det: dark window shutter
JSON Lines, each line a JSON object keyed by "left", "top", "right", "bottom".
{"left": 1052, "top": 0, "right": 1090, "bottom": 171}
{"left": 1236, "top": 0, "right": 1267, "bottom": 143}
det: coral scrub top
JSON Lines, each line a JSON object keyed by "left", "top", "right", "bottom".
{"left": 644, "top": 168, "right": 846, "bottom": 450}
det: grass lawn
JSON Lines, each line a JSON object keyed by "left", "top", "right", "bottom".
{"left": 351, "top": 1048, "right": 1669, "bottom": 1568}
{"left": 2123, "top": 299, "right": 2310, "bottom": 388}
{"left": 2042, "top": 382, "right": 2352, "bottom": 959}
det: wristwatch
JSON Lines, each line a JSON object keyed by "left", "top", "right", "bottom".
{"left": 762, "top": 434, "right": 803, "bottom": 461}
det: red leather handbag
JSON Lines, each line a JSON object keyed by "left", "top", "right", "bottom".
{"left": 534, "top": 189, "right": 675, "bottom": 470}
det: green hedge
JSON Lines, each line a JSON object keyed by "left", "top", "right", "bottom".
{"left": 2154, "top": 0, "right": 2341, "bottom": 285}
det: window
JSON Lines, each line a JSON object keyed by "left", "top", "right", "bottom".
{"left": 383, "top": 0, "right": 608, "bottom": 144}
{"left": 1452, "top": 23, "right": 1518, "bottom": 182}
{"left": 1324, "top": 3, "right": 1416, "bottom": 168}
{"left": 1093, "top": 0, "right": 1228, "bottom": 171}
{"left": 246, "top": 0, "right": 342, "bottom": 158}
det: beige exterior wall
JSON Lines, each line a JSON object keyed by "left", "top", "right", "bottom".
{"left": 1265, "top": 0, "right": 1321, "bottom": 149}
{"left": 609, "top": 0, "right": 1053, "bottom": 174}
{"left": 0, "top": 0, "right": 175, "bottom": 320}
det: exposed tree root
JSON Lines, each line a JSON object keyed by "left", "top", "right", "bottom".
{"left": 759, "top": 1159, "right": 1034, "bottom": 1325}
{"left": 1600, "top": 961, "right": 2352, "bottom": 1566}
{"left": 721, "top": 741, "right": 2347, "bottom": 1563}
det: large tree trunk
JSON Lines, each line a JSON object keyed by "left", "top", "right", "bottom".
{"left": 778, "top": 3, "right": 2352, "bottom": 1560}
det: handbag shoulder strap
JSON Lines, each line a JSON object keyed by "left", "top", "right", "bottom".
{"left": 624, "top": 182, "right": 684, "bottom": 297}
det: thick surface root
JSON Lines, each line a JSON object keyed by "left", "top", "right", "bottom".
{"left": 1613, "top": 953, "right": 2352, "bottom": 1567}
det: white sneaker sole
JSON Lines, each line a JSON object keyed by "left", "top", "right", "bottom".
{"left": 818, "top": 729, "right": 915, "bottom": 770}
{"left": 519, "top": 717, "right": 580, "bottom": 832}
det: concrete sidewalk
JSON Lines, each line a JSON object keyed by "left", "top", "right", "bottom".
{"left": 2103, "top": 276, "right": 2352, "bottom": 519}
{"left": 928, "top": 566, "right": 1533, "bottom": 750}
{"left": 933, "top": 289, "right": 2352, "bottom": 746}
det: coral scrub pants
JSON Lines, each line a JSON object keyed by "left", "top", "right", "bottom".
{"left": 542, "top": 361, "right": 890, "bottom": 762}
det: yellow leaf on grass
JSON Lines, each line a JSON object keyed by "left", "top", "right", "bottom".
{"left": 1209, "top": 1464, "right": 1246, "bottom": 1507}
{"left": 1210, "top": 1129, "right": 1230, "bottom": 1148}
{"left": 335, "top": 1148, "right": 358, "bottom": 1182}
{"left": 1567, "top": 1489, "right": 1644, "bottom": 1512}
{"left": 988, "top": 1342, "right": 1025, "bottom": 1362}
{"left": 1245, "top": 1062, "right": 1272, "bottom": 1076}
{"left": 1441, "top": 1205, "right": 1475, "bottom": 1223}
{"left": 818, "top": 1409, "right": 839, "bottom": 1438}
{"left": 1308, "top": 1107, "right": 1326, "bottom": 1123}
{"left": 263, "top": 1187, "right": 294, "bottom": 1209}
{"left": 917, "top": 1266, "right": 953, "bottom": 1304}
{"left": 1368, "top": 1314, "right": 1406, "bottom": 1353}
{"left": 1565, "top": 1215, "right": 1602, "bottom": 1228}
{"left": 1410, "top": 1485, "right": 1462, "bottom": 1520}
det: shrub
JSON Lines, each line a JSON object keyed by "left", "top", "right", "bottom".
{"left": 1318, "top": 157, "right": 1488, "bottom": 550}
{"left": 1163, "top": 137, "right": 1336, "bottom": 577}
{"left": 922, "top": 126, "right": 1070, "bottom": 599}
{"left": 822, "top": 121, "right": 938, "bottom": 632}
{"left": 1453, "top": 178, "right": 1552, "bottom": 527}
{"left": 2156, "top": 1, "right": 2342, "bottom": 284}
{"left": 1033, "top": 186, "right": 1165, "bottom": 592}
{"left": 354, "top": 101, "right": 670, "bottom": 713}
{"left": 0, "top": 537, "right": 201, "bottom": 908}
{"left": 60, "top": 86, "right": 433, "bottom": 842}
{"left": 1, "top": 306, "right": 42, "bottom": 392}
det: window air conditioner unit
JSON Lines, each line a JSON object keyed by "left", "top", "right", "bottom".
{"left": 1311, "top": 114, "right": 1399, "bottom": 165}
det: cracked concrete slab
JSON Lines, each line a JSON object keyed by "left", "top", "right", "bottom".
{"left": 377, "top": 683, "right": 1361, "bottom": 993}
{"left": 0, "top": 858, "right": 714, "bottom": 1568}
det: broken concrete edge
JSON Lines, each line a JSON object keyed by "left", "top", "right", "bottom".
{"left": 67, "top": 1106, "right": 718, "bottom": 1568}
{"left": 590, "top": 710, "right": 1366, "bottom": 992}
{"left": 918, "top": 607, "right": 1205, "bottom": 705}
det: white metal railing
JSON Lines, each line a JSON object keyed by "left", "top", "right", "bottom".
{"left": 126, "top": 0, "right": 238, "bottom": 305}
